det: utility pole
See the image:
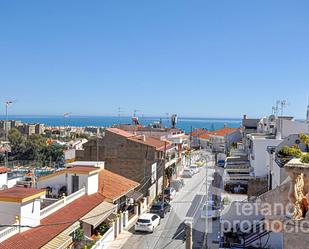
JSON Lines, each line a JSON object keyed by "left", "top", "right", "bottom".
{"left": 4, "top": 100, "right": 13, "bottom": 168}
{"left": 205, "top": 154, "right": 209, "bottom": 249}
{"left": 162, "top": 141, "right": 167, "bottom": 201}
{"left": 189, "top": 126, "right": 192, "bottom": 167}
{"left": 96, "top": 132, "right": 99, "bottom": 166}
{"left": 186, "top": 221, "right": 193, "bottom": 249}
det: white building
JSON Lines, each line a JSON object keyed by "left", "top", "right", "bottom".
{"left": 247, "top": 133, "right": 282, "bottom": 177}
{"left": 0, "top": 162, "right": 140, "bottom": 249}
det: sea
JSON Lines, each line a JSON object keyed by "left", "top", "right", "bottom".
{"left": 0, "top": 115, "right": 242, "bottom": 133}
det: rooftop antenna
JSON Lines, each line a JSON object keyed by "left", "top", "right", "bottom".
{"left": 272, "top": 106, "right": 276, "bottom": 115}
{"left": 117, "top": 107, "right": 124, "bottom": 124}
{"left": 306, "top": 95, "right": 309, "bottom": 124}
{"left": 165, "top": 113, "right": 169, "bottom": 128}
{"left": 63, "top": 112, "right": 71, "bottom": 131}
{"left": 280, "top": 100, "right": 289, "bottom": 116}
{"left": 132, "top": 109, "right": 141, "bottom": 125}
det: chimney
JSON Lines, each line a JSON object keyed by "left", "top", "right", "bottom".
{"left": 243, "top": 114, "right": 247, "bottom": 120}
{"left": 141, "top": 135, "right": 146, "bottom": 142}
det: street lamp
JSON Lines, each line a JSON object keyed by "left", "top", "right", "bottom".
{"left": 4, "top": 100, "right": 13, "bottom": 167}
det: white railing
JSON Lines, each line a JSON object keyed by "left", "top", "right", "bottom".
{"left": 66, "top": 187, "right": 86, "bottom": 204}
{"left": 91, "top": 226, "right": 114, "bottom": 249}
{"left": 40, "top": 187, "right": 86, "bottom": 219}
{"left": 0, "top": 224, "right": 18, "bottom": 243}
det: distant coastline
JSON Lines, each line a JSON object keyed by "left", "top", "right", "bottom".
{"left": 0, "top": 115, "right": 242, "bottom": 133}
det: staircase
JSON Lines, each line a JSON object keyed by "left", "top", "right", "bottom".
{"left": 230, "top": 218, "right": 271, "bottom": 248}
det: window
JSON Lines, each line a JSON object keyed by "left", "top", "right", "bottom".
{"left": 151, "top": 215, "right": 158, "bottom": 221}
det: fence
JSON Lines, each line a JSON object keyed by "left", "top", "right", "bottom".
{"left": 91, "top": 226, "right": 114, "bottom": 249}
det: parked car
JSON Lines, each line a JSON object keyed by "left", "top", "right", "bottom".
{"left": 164, "top": 187, "right": 176, "bottom": 200}
{"left": 134, "top": 213, "right": 161, "bottom": 233}
{"left": 182, "top": 169, "right": 194, "bottom": 178}
{"left": 200, "top": 201, "right": 221, "bottom": 220}
{"left": 150, "top": 201, "right": 171, "bottom": 218}
{"left": 189, "top": 165, "right": 200, "bottom": 174}
{"left": 217, "top": 160, "right": 225, "bottom": 168}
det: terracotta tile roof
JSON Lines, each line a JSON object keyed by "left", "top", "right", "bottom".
{"left": 65, "top": 166, "right": 101, "bottom": 174}
{"left": 0, "top": 187, "right": 46, "bottom": 203}
{"left": 209, "top": 127, "right": 240, "bottom": 136}
{"left": 199, "top": 127, "right": 240, "bottom": 139}
{"left": 106, "top": 128, "right": 134, "bottom": 138}
{"left": 0, "top": 167, "right": 8, "bottom": 174}
{"left": 191, "top": 128, "right": 208, "bottom": 137}
{"left": 128, "top": 136, "right": 171, "bottom": 151}
{"left": 98, "top": 169, "right": 139, "bottom": 202}
{"left": 0, "top": 193, "right": 104, "bottom": 249}
{"left": 108, "top": 127, "right": 172, "bottom": 151}
{"left": 199, "top": 133, "right": 210, "bottom": 139}
{"left": 39, "top": 166, "right": 102, "bottom": 181}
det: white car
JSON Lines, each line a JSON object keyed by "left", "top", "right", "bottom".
{"left": 201, "top": 202, "right": 221, "bottom": 220}
{"left": 189, "top": 165, "right": 200, "bottom": 174}
{"left": 134, "top": 213, "right": 161, "bottom": 233}
{"left": 182, "top": 169, "right": 194, "bottom": 178}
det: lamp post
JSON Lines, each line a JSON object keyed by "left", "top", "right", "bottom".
{"left": 4, "top": 100, "right": 13, "bottom": 167}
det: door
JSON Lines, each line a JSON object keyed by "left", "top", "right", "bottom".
{"left": 72, "top": 175, "right": 79, "bottom": 193}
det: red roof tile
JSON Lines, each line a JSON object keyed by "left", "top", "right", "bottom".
{"left": 199, "top": 127, "right": 239, "bottom": 139}
{"left": 99, "top": 169, "right": 139, "bottom": 201}
{"left": 0, "top": 187, "right": 45, "bottom": 203}
{"left": 65, "top": 166, "right": 101, "bottom": 174}
{"left": 191, "top": 128, "right": 208, "bottom": 137}
{"left": 0, "top": 193, "right": 104, "bottom": 249}
{"left": 0, "top": 167, "right": 8, "bottom": 174}
{"left": 128, "top": 136, "right": 171, "bottom": 151}
{"left": 106, "top": 128, "right": 134, "bottom": 138}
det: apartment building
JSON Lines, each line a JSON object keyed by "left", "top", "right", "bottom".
{"left": 77, "top": 128, "right": 179, "bottom": 201}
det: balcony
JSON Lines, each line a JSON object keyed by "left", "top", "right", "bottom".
{"left": 40, "top": 187, "right": 86, "bottom": 219}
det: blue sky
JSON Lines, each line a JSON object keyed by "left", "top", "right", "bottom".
{"left": 0, "top": 0, "right": 309, "bottom": 118}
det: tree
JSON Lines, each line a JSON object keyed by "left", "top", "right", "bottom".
{"left": 8, "top": 128, "right": 27, "bottom": 160}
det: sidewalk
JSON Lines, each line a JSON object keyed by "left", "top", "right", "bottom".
{"left": 107, "top": 215, "right": 138, "bottom": 249}
{"left": 107, "top": 230, "right": 132, "bottom": 249}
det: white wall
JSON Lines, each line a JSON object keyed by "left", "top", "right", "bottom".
{"left": 20, "top": 199, "right": 41, "bottom": 227}
{"left": 278, "top": 119, "right": 309, "bottom": 139}
{"left": 250, "top": 138, "right": 282, "bottom": 177}
{"left": 37, "top": 173, "right": 66, "bottom": 196}
{"left": 0, "top": 173, "right": 7, "bottom": 189}
{"left": 67, "top": 173, "right": 89, "bottom": 194}
{"left": 87, "top": 173, "right": 98, "bottom": 195}
{"left": 0, "top": 201, "right": 20, "bottom": 225}
{"left": 7, "top": 177, "right": 22, "bottom": 188}
{"left": 38, "top": 172, "right": 99, "bottom": 195}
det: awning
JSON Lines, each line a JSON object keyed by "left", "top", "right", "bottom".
{"left": 126, "top": 190, "right": 143, "bottom": 201}
{"left": 81, "top": 201, "right": 116, "bottom": 228}
{"left": 41, "top": 233, "right": 72, "bottom": 249}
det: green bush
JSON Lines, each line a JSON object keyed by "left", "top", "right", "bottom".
{"left": 74, "top": 228, "right": 84, "bottom": 242}
{"left": 278, "top": 145, "right": 302, "bottom": 158}
{"left": 301, "top": 154, "right": 309, "bottom": 164}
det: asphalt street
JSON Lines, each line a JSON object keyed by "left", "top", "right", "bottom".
{"left": 121, "top": 152, "right": 221, "bottom": 249}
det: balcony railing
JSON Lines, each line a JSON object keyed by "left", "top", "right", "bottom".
{"left": 40, "top": 187, "right": 86, "bottom": 219}
{"left": 91, "top": 226, "right": 114, "bottom": 249}
{"left": 0, "top": 224, "right": 18, "bottom": 243}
